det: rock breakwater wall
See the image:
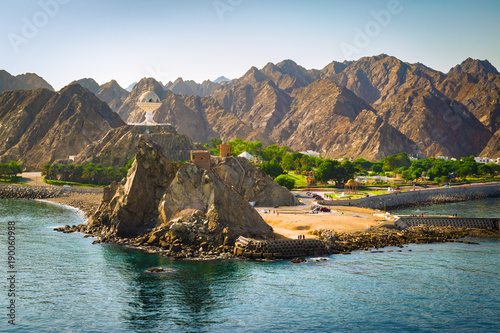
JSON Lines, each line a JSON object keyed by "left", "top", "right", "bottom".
{"left": 0, "top": 184, "right": 63, "bottom": 199}
{"left": 396, "top": 216, "right": 499, "bottom": 230}
{"left": 234, "top": 236, "right": 331, "bottom": 259}
{"left": 319, "top": 184, "right": 500, "bottom": 210}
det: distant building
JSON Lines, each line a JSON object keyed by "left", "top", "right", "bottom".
{"left": 474, "top": 157, "right": 495, "bottom": 164}
{"left": 218, "top": 144, "right": 231, "bottom": 157}
{"left": 437, "top": 156, "right": 449, "bottom": 161}
{"left": 301, "top": 150, "right": 320, "bottom": 157}
{"left": 238, "top": 151, "right": 254, "bottom": 161}
{"left": 190, "top": 151, "right": 211, "bottom": 170}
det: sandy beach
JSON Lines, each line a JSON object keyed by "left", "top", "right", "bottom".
{"left": 44, "top": 192, "right": 103, "bottom": 219}
{"left": 260, "top": 206, "right": 389, "bottom": 239}
{"left": 40, "top": 189, "right": 388, "bottom": 238}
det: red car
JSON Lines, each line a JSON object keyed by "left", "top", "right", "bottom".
{"left": 317, "top": 207, "right": 331, "bottom": 212}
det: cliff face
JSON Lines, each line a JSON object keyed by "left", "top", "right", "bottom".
{"left": 87, "top": 139, "right": 273, "bottom": 251}
{"left": 211, "top": 156, "right": 298, "bottom": 207}
{"left": 0, "top": 70, "right": 54, "bottom": 93}
{"left": 74, "top": 125, "right": 197, "bottom": 166}
{"left": 0, "top": 85, "right": 125, "bottom": 169}
{"left": 480, "top": 128, "right": 500, "bottom": 158}
{"left": 377, "top": 88, "right": 491, "bottom": 157}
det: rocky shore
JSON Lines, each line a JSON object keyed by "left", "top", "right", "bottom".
{"left": 313, "top": 225, "right": 500, "bottom": 254}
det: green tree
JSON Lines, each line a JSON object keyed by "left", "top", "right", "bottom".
{"left": 340, "top": 160, "right": 358, "bottom": 185}
{"left": 260, "top": 159, "right": 285, "bottom": 178}
{"left": 8, "top": 161, "right": 22, "bottom": 177}
{"left": 275, "top": 174, "right": 295, "bottom": 190}
{"left": 314, "top": 159, "right": 342, "bottom": 183}
{"left": 371, "top": 162, "right": 383, "bottom": 174}
{"left": 209, "top": 138, "right": 222, "bottom": 149}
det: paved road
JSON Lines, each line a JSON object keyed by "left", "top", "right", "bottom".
{"left": 20, "top": 172, "right": 48, "bottom": 186}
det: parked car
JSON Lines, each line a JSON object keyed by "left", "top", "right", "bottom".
{"left": 317, "top": 207, "right": 331, "bottom": 212}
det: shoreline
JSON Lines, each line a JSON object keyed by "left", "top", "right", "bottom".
{"left": 2, "top": 184, "right": 499, "bottom": 260}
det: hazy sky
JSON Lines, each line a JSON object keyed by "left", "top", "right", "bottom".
{"left": 2, "top": 0, "right": 499, "bottom": 90}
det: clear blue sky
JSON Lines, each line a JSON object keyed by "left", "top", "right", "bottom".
{"left": 2, "top": 0, "right": 499, "bottom": 90}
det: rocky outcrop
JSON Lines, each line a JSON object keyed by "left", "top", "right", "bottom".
{"left": 211, "top": 156, "right": 298, "bottom": 207}
{"left": 88, "top": 139, "right": 179, "bottom": 238}
{"left": 86, "top": 138, "right": 273, "bottom": 256}
{"left": 74, "top": 125, "right": 196, "bottom": 167}
{"left": 0, "top": 85, "right": 125, "bottom": 169}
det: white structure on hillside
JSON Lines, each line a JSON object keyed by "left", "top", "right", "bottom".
{"left": 474, "top": 157, "right": 497, "bottom": 164}
{"left": 238, "top": 151, "right": 254, "bottom": 161}
{"left": 128, "top": 91, "right": 170, "bottom": 126}
{"left": 301, "top": 150, "right": 320, "bottom": 157}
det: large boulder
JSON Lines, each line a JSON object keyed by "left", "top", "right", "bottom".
{"left": 158, "top": 163, "right": 273, "bottom": 245}
{"left": 211, "top": 156, "right": 298, "bottom": 207}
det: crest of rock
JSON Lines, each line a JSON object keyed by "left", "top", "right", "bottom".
{"left": 210, "top": 156, "right": 298, "bottom": 207}
{"left": 88, "top": 138, "right": 178, "bottom": 238}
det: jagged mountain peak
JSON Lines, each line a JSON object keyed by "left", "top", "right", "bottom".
{"left": 131, "top": 77, "right": 166, "bottom": 99}
{"left": 214, "top": 76, "right": 230, "bottom": 83}
{"left": 69, "top": 78, "right": 100, "bottom": 94}
{"left": 448, "top": 58, "right": 499, "bottom": 76}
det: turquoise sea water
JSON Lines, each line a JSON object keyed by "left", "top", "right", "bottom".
{"left": 1, "top": 198, "right": 499, "bottom": 333}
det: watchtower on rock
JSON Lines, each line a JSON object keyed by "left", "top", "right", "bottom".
{"left": 218, "top": 144, "right": 231, "bottom": 157}
{"left": 190, "top": 151, "right": 211, "bottom": 170}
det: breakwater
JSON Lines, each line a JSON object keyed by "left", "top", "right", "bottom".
{"left": 0, "top": 184, "right": 103, "bottom": 199}
{"left": 395, "top": 216, "right": 499, "bottom": 230}
{"left": 0, "top": 184, "right": 63, "bottom": 199}
{"left": 234, "top": 236, "right": 331, "bottom": 259}
{"left": 318, "top": 184, "right": 500, "bottom": 210}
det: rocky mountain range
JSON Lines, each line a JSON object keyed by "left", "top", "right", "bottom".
{"left": 0, "top": 84, "right": 124, "bottom": 169}
{"left": 209, "top": 55, "right": 500, "bottom": 159}
{"left": 1, "top": 55, "right": 499, "bottom": 162}
{"left": 163, "top": 77, "right": 220, "bottom": 97}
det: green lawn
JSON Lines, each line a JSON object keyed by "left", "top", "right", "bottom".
{"left": 42, "top": 178, "right": 107, "bottom": 188}
{"left": 286, "top": 172, "right": 309, "bottom": 187}
{"left": 0, "top": 177, "right": 28, "bottom": 185}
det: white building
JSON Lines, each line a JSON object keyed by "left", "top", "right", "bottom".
{"left": 474, "top": 157, "right": 496, "bottom": 164}
{"left": 128, "top": 91, "right": 170, "bottom": 126}
{"left": 238, "top": 151, "right": 254, "bottom": 161}
{"left": 301, "top": 150, "right": 320, "bottom": 157}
